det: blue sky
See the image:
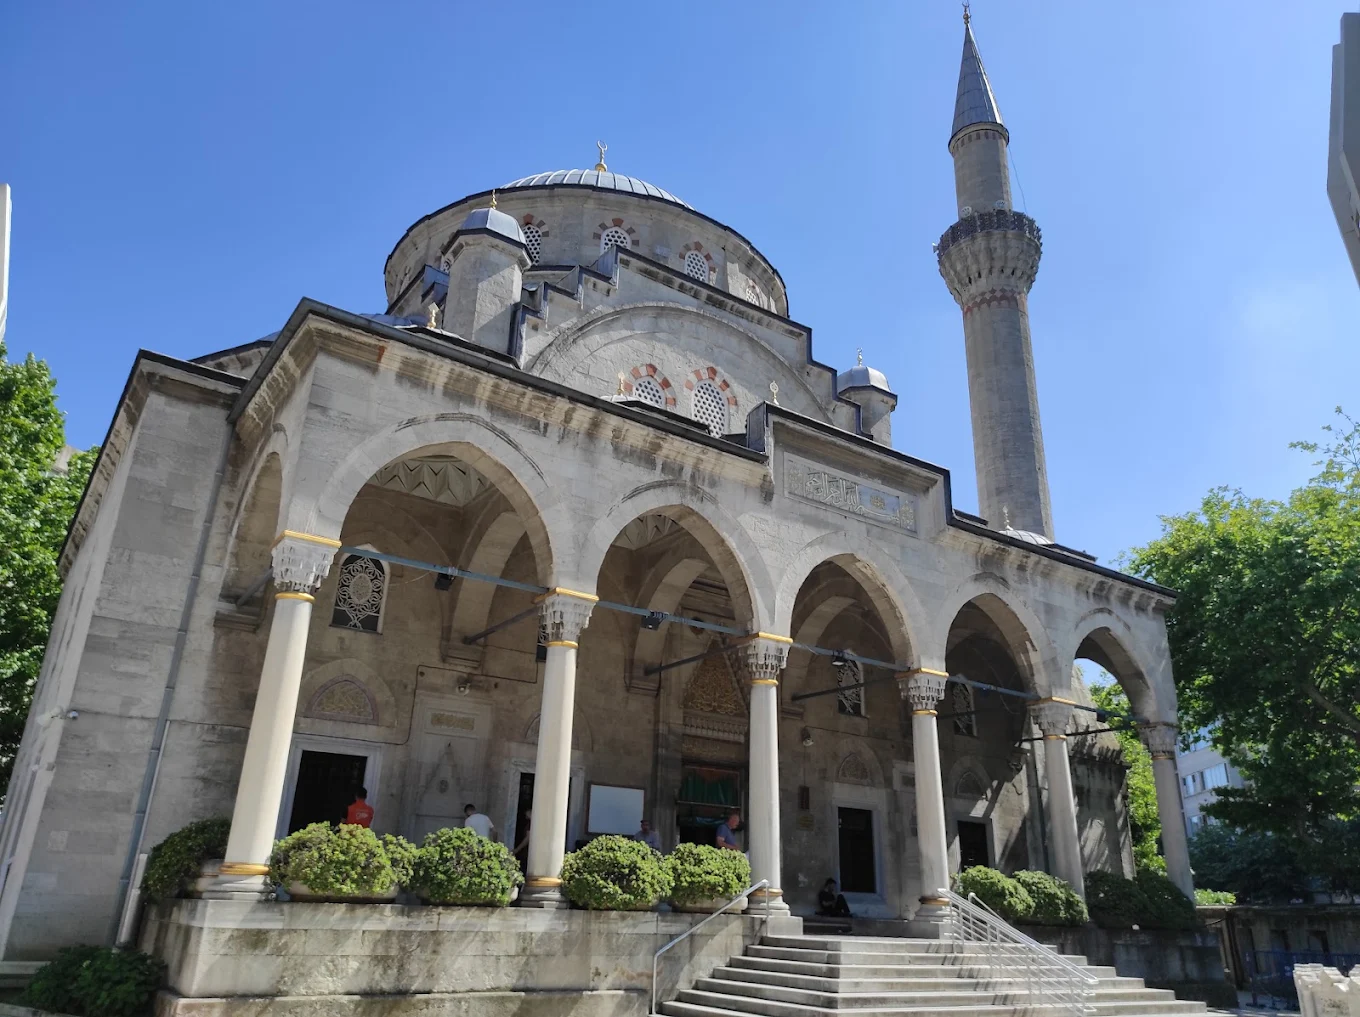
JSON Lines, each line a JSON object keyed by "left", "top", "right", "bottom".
{"left": 2, "top": 1, "right": 1357, "bottom": 565}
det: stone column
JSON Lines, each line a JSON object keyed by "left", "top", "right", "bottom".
{"left": 521, "top": 589, "right": 596, "bottom": 908}
{"left": 902, "top": 669, "right": 951, "bottom": 926}
{"left": 1032, "top": 700, "right": 1086, "bottom": 897}
{"left": 744, "top": 635, "right": 791, "bottom": 913}
{"left": 211, "top": 531, "right": 338, "bottom": 897}
{"left": 1140, "top": 722, "right": 1195, "bottom": 898}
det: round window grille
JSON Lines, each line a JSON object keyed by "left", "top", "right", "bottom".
{"left": 684, "top": 250, "right": 709, "bottom": 282}
{"left": 522, "top": 223, "right": 543, "bottom": 264}
{"left": 744, "top": 280, "right": 762, "bottom": 305}
{"left": 691, "top": 380, "right": 728, "bottom": 436}
{"left": 600, "top": 226, "right": 631, "bottom": 254}
{"left": 632, "top": 376, "right": 665, "bottom": 407}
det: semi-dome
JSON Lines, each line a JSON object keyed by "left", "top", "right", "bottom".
{"left": 503, "top": 169, "right": 691, "bottom": 210}
{"left": 457, "top": 205, "right": 525, "bottom": 244}
{"left": 837, "top": 351, "right": 892, "bottom": 393}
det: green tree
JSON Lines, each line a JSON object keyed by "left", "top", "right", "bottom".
{"left": 1125, "top": 408, "right": 1360, "bottom": 858}
{"left": 1089, "top": 680, "right": 1163, "bottom": 873}
{"left": 0, "top": 339, "right": 94, "bottom": 795}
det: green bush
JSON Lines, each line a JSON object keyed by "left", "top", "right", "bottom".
{"left": 22, "top": 946, "right": 165, "bottom": 1017}
{"left": 1136, "top": 870, "right": 1198, "bottom": 930}
{"left": 383, "top": 833, "right": 417, "bottom": 888}
{"left": 560, "top": 834, "right": 673, "bottom": 910}
{"left": 665, "top": 843, "right": 750, "bottom": 906}
{"left": 954, "top": 866, "right": 1034, "bottom": 923}
{"left": 410, "top": 827, "right": 523, "bottom": 905}
{"left": 1012, "top": 870, "right": 1088, "bottom": 926}
{"left": 142, "top": 817, "right": 231, "bottom": 900}
{"left": 268, "top": 823, "right": 399, "bottom": 897}
{"left": 1195, "top": 887, "right": 1237, "bottom": 906}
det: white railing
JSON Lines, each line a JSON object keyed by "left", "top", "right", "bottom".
{"left": 651, "top": 879, "right": 772, "bottom": 1015}
{"left": 941, "top": 887, "right": 1098, "bottom": 1016}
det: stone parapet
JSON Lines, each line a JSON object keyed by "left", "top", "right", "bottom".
{"left": 936, "top": 209, "right": 1043, "bottom": 306}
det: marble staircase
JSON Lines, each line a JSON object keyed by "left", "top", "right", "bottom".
{"left": 657, "top": 934, "right": 1216, "bottom": 1017}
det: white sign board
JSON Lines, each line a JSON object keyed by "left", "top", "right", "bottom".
{"left": 587, "top": 784, "right": 644, "bottom": 835}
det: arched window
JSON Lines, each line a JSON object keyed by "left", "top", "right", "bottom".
{"left": 331, "top": 552, "right": 387, "bottom": 633}
{"left": 600, "top": 226, "right": 630, "bottom": 254}
{"left": 836, "top": 658, "right": 864, "bottom": 717}
{"left": 744, "top": 279, "right": 763, "bottom": 305}
{"left": 952, "top": 681, "right": 977, "bottom": 737}
{"left": 691, "top": 380, "right": 728, "bottom": 436}
{"left": 522, "top": 223, "right": 543, "bottom": 264}
{"left": 632, "top": 375, "right": 665, "bottom": 407}
{"left": 684, "top": 250, "right": 709, "bottom": 282}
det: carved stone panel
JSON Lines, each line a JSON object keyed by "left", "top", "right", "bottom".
{"left": 784, "top": 454, "right": 917, "bottom": 534}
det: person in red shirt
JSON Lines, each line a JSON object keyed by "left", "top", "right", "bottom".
{"left": 345, "top": 787, "right": 374, "bottom": 828}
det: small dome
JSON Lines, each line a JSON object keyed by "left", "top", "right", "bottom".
{"left": 457, "top": 206, "right": 525, "bottom": 245}
{"left": 1001, "top": 526, "right": 1055, "bottom": 547}
{"left": 503, "top": 169, "right": 690, "bottom": 209}
{"left": 837, "top": 363, "right": 892, "bottom": 393}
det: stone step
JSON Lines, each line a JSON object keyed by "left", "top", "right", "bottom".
{"left": 729, "top": 956, "right": 1122, "bottom": 981}
{"left": 764, "top": 935, "right": 1081, "bottom": 959}
{"left": 665, "top": 990, "right": 1208, "bottom": 1017}
{"left": 745, "top": 945, "right": 1051, "bottom": 966}
{"left": 749, "top": 941, "right": 1093, "bottom": 969}
{"left": 711, "top": 965, "right": 1148, "bottom": 994}
{"left": 691, "top": 977, "right": 1187, "bottom": 1012}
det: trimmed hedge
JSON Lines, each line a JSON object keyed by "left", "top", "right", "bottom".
{"left": 954, "top": 866, "right": 1033, "bottom": 922}
{"left": 22, "top": 946, "right": 165, "bottom": 1017}
{"left": 1194, "top": 887, "right": 1236, "bottom": 906}
{"left": 1013, "top": 869, "right": 1087, "bottom": 926}
{"left": 411, "top": 827, "right": 522, "bottom": 905}
{"left": 142, "top": 817, "right": 230, "bottom": 900}
{"left": 561, "top": 835, "right": 673, "bottom": 910}
{"left": 665, "top": 843, "right": 750, "bottom": 907}
{"left": 1085, "top": 869, "right": 1198, "bottom": 930}
{"left": 269, "top": 823, "right": 407, "bottom": 897}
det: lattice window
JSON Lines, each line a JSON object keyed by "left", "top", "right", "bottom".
{"left": 744, "top": 279, "right": 762, "bottom": 305}
{"left": 330, "top": 553, "right": 387, "bottom": 633}
{"left": 632, "top": 375, "right": 665, "bottom": 407}
{"left": 691, "top": 380, "right": 728, "bottom": 436}
{"left": 601, "top": 226, "right": 631, "bottom": 254}
{"left": 952, "top": 681, "right": 977, "bottom": 737}
{"left": 836, "top": 658, "right": 864, "bottom": 717}
{"left": 522, "top": 223, "right": 543, "bottom": 264}
{"left": 684, "top": 250, "right": 709, "bottom": 281}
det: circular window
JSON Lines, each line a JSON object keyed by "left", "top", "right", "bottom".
{"left": 632, "top": 376, "right": 665, "bottom": 407}
{"left": 691, "top": 380, "right": 728, "bottom": 436}
{"left": 523, "top": 223, "right": 543, "bottom": 264}
{"left": 684, "top": 250, "right": 709, "bottom": 282}
{"left": 601, "top": 226, "right": 631, "bottom": 254}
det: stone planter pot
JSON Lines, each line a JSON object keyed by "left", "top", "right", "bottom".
{"left": 672, "top": 896, "right": 747, "bottom": 914}
{"left": 286, "top": 881, "right": 399, "bottom": 904}
{"left": 419, "top": 886, "right": 519, "bottom": 907}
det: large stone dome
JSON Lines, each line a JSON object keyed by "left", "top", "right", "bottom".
{"left": 502, "top": 169, "right": 690, "bottom": 209}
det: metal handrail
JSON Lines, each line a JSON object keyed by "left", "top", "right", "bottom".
{"left": 651, "top": 879, "right": 772, "bottom": 1016}
{"left": 941, "top": 887, "right": 1098, "bottom": 1016}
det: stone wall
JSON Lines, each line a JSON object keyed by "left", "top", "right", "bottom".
{"left": 141, "top": 900, "right": 792, "bottom": 1017}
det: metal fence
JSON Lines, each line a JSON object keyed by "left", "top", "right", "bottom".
{"left": 1244, "top": 950, "right": 1360, "bottom": 1008}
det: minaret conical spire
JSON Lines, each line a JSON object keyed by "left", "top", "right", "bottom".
{"left": 952, "top": 9, "right": 1006, "bottom": 142}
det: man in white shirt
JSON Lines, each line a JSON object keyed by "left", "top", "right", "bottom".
{"left": 463, "top": 803, "right": 496, "bottom": 840}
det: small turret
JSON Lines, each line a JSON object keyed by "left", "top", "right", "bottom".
{"left": 837, "top": 349, "right": 897, "bottom": 445}
{"left": 440, "top": 197, "right": 531, "bottom": 354}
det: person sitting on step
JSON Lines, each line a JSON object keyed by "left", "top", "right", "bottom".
{"left": 817, "top": 877, "right": 852, "bottom": 917}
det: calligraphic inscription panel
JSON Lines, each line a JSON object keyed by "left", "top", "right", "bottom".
{"left": 784, "top": 454, "right": 917, "bottom": 534}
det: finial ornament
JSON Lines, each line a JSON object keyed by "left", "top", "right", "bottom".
{"left": 595, "top": 141, "right": 608, "bottom": 172}
{"left": 962, "top": 2, "right": 971, "bottom": 26}
{"left": 489, "top": 189, "right": 497, "bottom": 209}
{"left": 426, "top": 302, "right": 440, "bottom": 329}
{"left": 769, "top": 381, "right": 779, "bottom": 405}
{"left": 617, "top": 371, "right": 627, "bottom": 396}
{"left": 856, "top": 347, "right": 864, "bottom": 366}
{"left": 1002, "top": 505, "right": 1011, "bottom": 529}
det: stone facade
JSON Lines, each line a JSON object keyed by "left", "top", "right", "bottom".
{"left": 0, "top": 21, "right": 1193, "bottom": 965}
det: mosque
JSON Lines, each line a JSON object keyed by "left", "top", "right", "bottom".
{"left": 0, "top": 13, "right": 1193, "bottom": 992}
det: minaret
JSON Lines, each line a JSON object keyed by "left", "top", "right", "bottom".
{"left": 936, "top": 11, "right": 1053, "bottom": 538}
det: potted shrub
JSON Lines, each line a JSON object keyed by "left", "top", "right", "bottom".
{"left": 410, "top": 827, "right": 523, "bottom": 906}
{"left": 665, "top": 843, "right": 751, "bottom": 913}
{"left": 1012, "top": 870, "right": 1088, "bottom": 926}
{"left": 560, "top": 835, "right": 673, "bottom": 910}
{"left": 22, "top": 945, "right": 165, "bottom": 1017}
{"left": 142, "top": 817, "right": 231, "bottom": 900}
{"left": 268, "top": 823, "right": 409, "bottom": 902}
{"left": 953, "top": 865, "right": 1034, "bottom": 923}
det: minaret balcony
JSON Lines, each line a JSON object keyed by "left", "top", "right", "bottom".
{"left": 935, "top": 208, "right": 1042, "bottom": 261}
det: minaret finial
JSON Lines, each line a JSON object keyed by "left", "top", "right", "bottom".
{"left": 490, "top": 189, "right": 497, "bottom": 209}
{"left": 962, "top": 2, "right": 970, "bottom": 26}
{"left": 856, "top": 347, "right": 864, "bottom": 366}
{"left": 595, "top": 141, "right": 608, "bottom": 172}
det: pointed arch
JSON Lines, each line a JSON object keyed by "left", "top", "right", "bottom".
{"left": 930, "top": 573, "right": 1058, "bottom": 695}
{"left": 1065, "top": 609, "right": 1169, "bottom": 721}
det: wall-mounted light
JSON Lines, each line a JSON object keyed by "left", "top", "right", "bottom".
{"left": 801, "top": 727, "right": 814, "bottom": 747}
{"left": 641, "top": 611, "right": 665, "bottom": 631}
{"left": 831, "top": 650, "right": 850, "bottom": 670}
{"left": 434, "top": 572, "right": 453, "bottom": 591}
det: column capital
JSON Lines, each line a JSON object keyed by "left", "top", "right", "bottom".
{"left": 271, "top": 532, "right": 340, "bottom": 595}
{"left": 1031, "top": 698, "right": 1075, "bottom": 738}
{"left": 743, "top": 635, "right": 790, "bottom": 685}
{"left": 898, "top": 668, "right": 949, "bottom": 713}
{"left": 1138, "top": 721, "right": 1179, "bottom": 759}
{"left": 537, "top": 589, "right": 597, "bottom": 645}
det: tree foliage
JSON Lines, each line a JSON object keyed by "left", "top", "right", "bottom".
{"left": 0, "top": 339, "right": 95, "bottom": 795}
{"left": 1125, "top": 408, "right": 1360, "bottom": 851}
{"left": 1088, "top": 681, "right": 1163, "bottom": 873}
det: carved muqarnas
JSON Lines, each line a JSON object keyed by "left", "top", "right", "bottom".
{"left": 683, "top": 651, "right": 745, "bottom": 716}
